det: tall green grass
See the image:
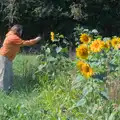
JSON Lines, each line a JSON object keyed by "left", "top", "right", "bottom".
{"left": 0, "top": 54, "right": 78, "bottom": 120}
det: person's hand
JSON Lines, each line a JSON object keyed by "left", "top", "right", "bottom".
{"left": 35, "top": 36, "right": 41, "bottom": 42}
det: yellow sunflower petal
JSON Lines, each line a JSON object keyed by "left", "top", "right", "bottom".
{"left": 90, "top": 39, "right": 104, "bottom": 52}
{"left": 111, "top": 37, "right": 120, "bottom": 49}
{"left": 50, "top": 32, "right": 54, "bottom": 41}
{"left": 76, "top": 44, "right": 89, "bottom": 59}
{"left": 76, "top": 61, "right": 85, "bottom": 70}
{"left": 104, "top": 40, "right": 111, "bottom": 49}
{"left": 80, "top": 33, "right": 91, "bottom": 44}
{"left": 81, "top": 63, "right": 94, "bottom": 78}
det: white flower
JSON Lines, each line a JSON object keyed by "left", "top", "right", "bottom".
{"left": 92, "top": 29, "right": 98, "bottom": 34}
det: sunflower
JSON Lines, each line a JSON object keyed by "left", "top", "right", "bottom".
{"left": 50, "top": 32, "right": 54, "bottom": 41}
{"left": 81, "top": 63, "right": 93, "bottom": 78}
{"left": 111, "top": 37, "right": 120, "bottom": 49}
{"left": 80, "top": 33, "right": 91, "bottom": 44}
{"left": 76, "top": 44, "right": 89, "bottom": 59}
{"left": 76, "top": 61, "right": 85, "bottom": 70}
{"left": 90, "top": 39, "right": 104, "bottom": 52}
{"left": 104, "top": 40, "right": 111, "bottom": 49}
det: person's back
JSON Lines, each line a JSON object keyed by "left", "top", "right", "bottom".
{"left": 0, "top": 25, "right": 41, "bottom": 61}
{"left": 0, "top": 24, "right": 41, "bottom": 93}
{"left": 0, "top": 31, "right": 22, "bottom": 61}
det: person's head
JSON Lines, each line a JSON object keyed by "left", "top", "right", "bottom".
{"left": 9, "top": 24, "right": 23, "bottom": 37}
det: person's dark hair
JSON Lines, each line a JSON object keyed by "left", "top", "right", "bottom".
{"left": 10, "top": 24, "right": 23, "bottom": 37}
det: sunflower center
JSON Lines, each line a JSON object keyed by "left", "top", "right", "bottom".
{"left": 80, "top": 48, "right": 88, "bottom": 55}
{"left": 94, "top": 43, "right": 100, "bottom": 48}
{"left": 82, "top": 65, "right": 90, "bottom": 72}
{"left": 84, "top": 36, "right": 89, "bottom": 42}
{"left": 104, "top": 43, "right": 108, "bottom": 47}
{"left": 114, "top": 41, "right": 118, "bottom": 45}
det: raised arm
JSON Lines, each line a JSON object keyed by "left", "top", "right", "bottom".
{"left": 22, "top": 36, "right": 41, "bottom": 46}
{"left": 10, "top": 35, "right": 41, "bottom": 46}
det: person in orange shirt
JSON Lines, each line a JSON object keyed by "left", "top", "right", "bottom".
{"left": 0, "top": 24, "right": 41, "bottom": 93}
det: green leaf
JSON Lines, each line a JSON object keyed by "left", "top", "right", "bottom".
{"left": 56, "top": 47, "right": 62, "bottom": 53}
{"left": 47, "top": 56, "right": 57, "bottom": 62}
{"left": 76, "top": 98, "right": 86, "bottom": 107}
{"left": 108, "top": 111, "right": 117, "bottom": 120}
{"left": 46, "top": 48, "right": 51, "bottom": 54}
{"left": 38, "top": 64, "right": 46, "bottom": 71}
{"left": 59, "top": 34, "right": 64, "bottom": 38}
{"left": 82, "top": 86, "right": 92, "bottom": 97}
{"left": 61, "top": 47, "right": 68, "bottom": 53}
{"left": 100, "top": 91, "right": 109, "bottom": 100}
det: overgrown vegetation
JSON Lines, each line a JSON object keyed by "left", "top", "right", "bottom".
{"left": 1, "top": 30, "right": 120, "bottom": 119}
{"left": 1, "top": 1, "right": 120, "bottom": 119}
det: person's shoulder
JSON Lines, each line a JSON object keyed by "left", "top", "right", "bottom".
{"left": 6, "top": 31, "right": 21, "bottom": 40}
{"left": 7, "top": 34, "right": 21, "bottom": 40}
{"left": 4, "top": 35, "right": 21, "bottom": 44}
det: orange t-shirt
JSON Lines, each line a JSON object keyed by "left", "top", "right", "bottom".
{"left": 0, "top": 31, "right": 38, "bottom": 61}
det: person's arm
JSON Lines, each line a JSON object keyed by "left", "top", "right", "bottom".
{"left": 22, "top": 36, "right": 41, "bottom": 46}
{"left": 11, "top": 36, "right": 41, "bottom": 46}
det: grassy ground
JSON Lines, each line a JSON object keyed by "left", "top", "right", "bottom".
{"left": 0, "top": 54, "right": 78, "bottom": 120}
{"left": 0, "top": 54, "right": 41, "bottom": 119}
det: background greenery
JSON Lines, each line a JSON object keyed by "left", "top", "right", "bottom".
{"left": 0, "top": 0, "right": 120, "bottom": 41}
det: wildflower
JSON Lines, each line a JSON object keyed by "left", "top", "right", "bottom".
{"left": 76, "top": 44, "right": 89, "bottom": 59}
{"left": 90, "top": 39, "right": 104, "bottom": 52}
{"left": 81, "top": 63, "right": 94, "bottom": 78}
{"left": 50, "top": 32, "right": 54, "bottom": 41}
{"left": 111, "top": 37, "right": 120, "bottom": 49}
{"left": 80, "top": 33, "right": 91, "bottom": 44}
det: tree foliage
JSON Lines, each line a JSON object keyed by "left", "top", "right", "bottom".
{"left": 0, "top": 0, "right": 120, "bottom": 38}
